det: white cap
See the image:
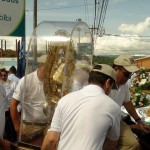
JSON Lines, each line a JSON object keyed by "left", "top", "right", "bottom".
{"left": 91, "top": 64, "right": 118, "bottom": 89}
{"left": 114, "top": 54, "right": 139, "bottom": 73}
{"left": 92, "top": 64, "right": 117, "bottom": 81}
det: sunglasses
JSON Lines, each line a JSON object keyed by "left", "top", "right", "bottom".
{"left": 119, "top": 67, "right": 132, "bottom": 78}
{"left": 1, "top": 74, "right": 7, "bottom": 77}
{"left": 122, "top": 71, "right": 132, "bottom": 78}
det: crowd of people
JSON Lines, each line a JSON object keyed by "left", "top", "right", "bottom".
{"left": 0, "top": 66, "right": 19, "bottom": 149}
{"left": 0, "top": 54, "right": 150, "bottom": 150}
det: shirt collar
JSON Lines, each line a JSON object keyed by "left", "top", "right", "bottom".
{"left": 80, "top": 84, "right": 105, "bottom": 96}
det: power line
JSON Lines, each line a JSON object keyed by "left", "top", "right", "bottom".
{"left": 90, "top": 0, "right": 109, "bottom": 38}
{"left": 94, "top": 0, "right": 97, "bottom": 35}
{"left": 26, "top": 3, "right": 94, "bottom": 12}
{"left": 96, "top": 0, "right": 109, "bottom": 36}
{"left": 84, "top": 0, "right": 90, "bottom": 25}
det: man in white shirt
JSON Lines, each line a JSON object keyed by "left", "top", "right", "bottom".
{"left": 42, "top": 64, "right": 121, "bottom": 150}
{"left": 1, "top": 68, "right": 18, "bottom": 142}
{"left": 0, "top": 82, "right": 6, "bottom": 140}
{"left": 109, "top": 54, "right": 150, "bottom": 150}
{"left": 10, "top": 54, "right": 49, "bottom": 137}
{"left": 0, "top": 80, "right": 18, "bottom": 150}
{"left": 8, "top": 66, "right": 20, "bottom": 84}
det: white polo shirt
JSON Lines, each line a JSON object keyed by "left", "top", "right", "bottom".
{"left": 109, "top": 83, "right": 130, "bottom": 107}
{"left": 0, "top": 82, "right": 6, "bottom": 139}
{"left": 12, "top": 70, "right": 48, "bottom": 123}
{"left": 8, "top": 74, "right": 20, "bottom": 84}
{"left": 50, "top": 85, "right": 121, "bottom": 150}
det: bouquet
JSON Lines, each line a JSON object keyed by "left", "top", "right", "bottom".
{"left": 130, "top": 68, "right": 150, "bottom": 107}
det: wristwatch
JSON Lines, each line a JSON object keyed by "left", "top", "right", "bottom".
{"left": 135, "top": 117, "right": 142, "bottom": 124}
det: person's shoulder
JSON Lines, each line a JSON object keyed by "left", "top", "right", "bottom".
{"left": 14, "top": 75, "right": 20, "bottom": 81}
{"left": 119, "top": 83, "right": 129, "bottom": 92}
{"left": 23, "top": 71, "right": 35, "bottom": 80}
{"left": 27, "top": 70, "right": 37, "bottom": 79}
{"left": 120, "top": 82, "right": 129, "bottom": 88}
{"left": 16, "top": 76, "right": 25, "bottom": 86}
{"left": 62, "top": 90, "right": 80, "bottom": 99}
{"left": 27, "top": 71, "right": 35, "bottom": 76}
{"left": 58, "top": 90, "right": 81, "bottom": 104}
{"left": 106, "top": 95, "right": 120, "bottom": 109}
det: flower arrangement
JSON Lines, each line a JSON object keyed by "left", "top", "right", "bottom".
{"left": 130, "top": 68, "right": 150, "bottom": 108}
{"left": 138, "top": 68, "right": 150, "bottom": 90}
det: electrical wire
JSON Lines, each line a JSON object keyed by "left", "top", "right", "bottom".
{"left": 26, "top": 3, "right": 94, "bottom": 12}
{"left": 97, "top": 0, "right": 109, "bottom": 36}
{"left": 83, "top": 0, "right": 90, "bottom": 26}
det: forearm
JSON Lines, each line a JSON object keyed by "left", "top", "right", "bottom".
{"left": 124, "top": 101, "right": 150, "bottom": 133}
{"left": 42, "top": 137, "right": 57, "bottom": 150}
{"left": 123, "top": 101, "right": 139, "bottom": 121}
{"left": 10, "top": 99, "right": 20, "bottom": 135}
{"left": 41, "top": 141, "right": 57, "bottom": 150}
{"left": 42, "top": 131, "right": 60, "bottom": 150}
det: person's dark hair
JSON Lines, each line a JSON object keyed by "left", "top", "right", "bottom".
{"left": 9, "top": 66, "right": 17, "bottom": 75}
{"left": 88, "top": 65, "right": 115, "bottom": 86}
{"left": 1, "top": 68, "right": 7, "bottom": 73}
{"left": 112, "top": 64, "right": 122, "bottom": 69}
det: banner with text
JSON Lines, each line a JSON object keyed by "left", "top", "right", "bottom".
{"left": 0, "top": 0, "right": 25, "bottom": 37}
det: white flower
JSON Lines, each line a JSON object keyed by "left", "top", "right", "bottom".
{"left": 139, "top": 79, "right": 147, "bottom": 85}
{"left": 139, "top": 101, "right": 143, "bottom": 106}
{"left": 135, "top": 93, "right": 140, "bottom": 96}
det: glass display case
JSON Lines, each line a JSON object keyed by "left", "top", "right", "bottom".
{"left": 18, "top": 21, "right": 93, "bottom": 149}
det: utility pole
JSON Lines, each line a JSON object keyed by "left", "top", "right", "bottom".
{"left": 33, "top": 0, "right": 37, "bottom": 60}
{"left": 33, "top": 0, "right": 37, "bottom": 28}
{"left": 94, "top": 0, "right": 97, "bottom": 35}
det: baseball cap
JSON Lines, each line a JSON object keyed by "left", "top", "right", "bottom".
{"left": 75, "top": 60, "right": 92, "bottom": 71}
{"left": 92, "top": 64, "right": 117, "bottom": 81}
{"left": 38, "top": 54, "right": 47, "bottom": 63}
{"left": 114, "top": 54, "right": 139, "bottom": 73}
{"left": 91, "top": 64, "right": 117, "bottom": 89}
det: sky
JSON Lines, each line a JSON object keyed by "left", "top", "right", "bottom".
{"left": 1, "top": 0, "right": 150, "bottom": 56}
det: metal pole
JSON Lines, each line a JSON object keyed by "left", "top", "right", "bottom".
{"left": 33, "top": 0, "right": 37, "bottom": 61}
{"left": 33, "top": 0, "right": 37, "bottom": 29}
{"left": 1, "top": 40, "right": 3, "bottom": 57}
{"left": 5, "top": 40, "right": 6, "bottom": 51}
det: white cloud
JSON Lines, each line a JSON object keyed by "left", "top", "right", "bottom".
{"left": 94, "top": 35, "right": 150, "bottom": 56}
{"left": 99, "top": 17, "right": 150, "bottom": 56}
{"left": 119, "top": 17, "right": 150, "bottom": 34}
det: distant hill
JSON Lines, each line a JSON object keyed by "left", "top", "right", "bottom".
{"left": 93, "top": 55, "right": 145, "bottom": 65}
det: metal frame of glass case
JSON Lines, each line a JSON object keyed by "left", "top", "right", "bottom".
{"left": 18, "top": 21, "right": 93, "bottom": 149}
